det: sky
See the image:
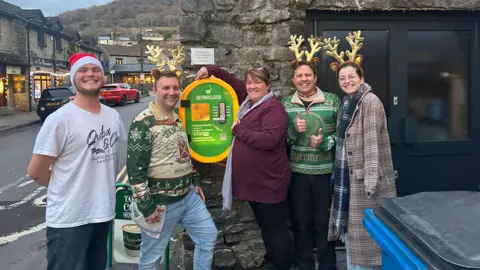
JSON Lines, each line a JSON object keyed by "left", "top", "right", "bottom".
{"left": 5, "top": 0, "right": 110, "bottom": 16}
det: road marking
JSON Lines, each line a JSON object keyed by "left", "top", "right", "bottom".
{"left": 0, "top": 222, "right": 47, "bottom": 245}
{"left": 0, "top": 166, "right": 130, "bottom": 244}
{"left": 0, "top": 174, "right": 29, "bottom": 194}
{"left": 17, "top": 179, "right": 34, "bottom": 188}
{"left": 0, "top": 186, "right": 46, "bottom": 210}
{"left": 32, "top": 194, "right": 47, "bottom": 207}
{"left": 116, "top": 165, "right": 126, "bottom": 181}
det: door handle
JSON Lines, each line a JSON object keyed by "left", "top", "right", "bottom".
{"left": 404, "top": 117, "right": 417, "bottom": 144}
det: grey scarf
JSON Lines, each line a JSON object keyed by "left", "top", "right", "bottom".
{"left": 222, "top": 90, "right": 275, "bottom": 211}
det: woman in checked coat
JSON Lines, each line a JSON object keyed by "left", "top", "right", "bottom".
{"left": 324, "top": 31, "right": 397, "bottom": 270}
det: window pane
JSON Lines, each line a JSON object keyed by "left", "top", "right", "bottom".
{"left": 317, "top": 30, "right": 390, "bottom": 115}
{"left": 407, "top": 31, "right": 470, "bottom": 141}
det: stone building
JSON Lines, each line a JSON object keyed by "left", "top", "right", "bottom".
{"left": 0, "top": 0, "right": 102, "bottom": 113}
{"left": 179, "top": 0, "right": 480, "bottom": 269}
{"left": 101, "top": 41, "right": 181, "bottom": 85}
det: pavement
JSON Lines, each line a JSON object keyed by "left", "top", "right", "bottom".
{"left": 0, "top": 97, "right": 153, "bottom": 270}
{"left": 0, "top": 111, "right": 41, "bottom": 135}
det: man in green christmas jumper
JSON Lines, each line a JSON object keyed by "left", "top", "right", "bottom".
{"left": 126, "top": 47, "right": 217, "bottom": 270}
{"left": 282, "top": 35, "right": 340, "bottom": 270}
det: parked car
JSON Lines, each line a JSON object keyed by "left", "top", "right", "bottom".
{"left": 37, "top": 86, "right": 75, "bottom": 122}
{"left": 37, "top": 86, "right": 105, "bottom": 122}
{"left": 100, "top": 83, "right": 140, "bottom": 106}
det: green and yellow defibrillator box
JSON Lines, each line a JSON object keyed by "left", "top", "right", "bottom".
{"left": 179, "top": 77, "right": 239, "bottom": 163}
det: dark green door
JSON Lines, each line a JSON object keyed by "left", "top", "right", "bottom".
{"left": 311, "top": 12, "right": 480, "bottom": 197}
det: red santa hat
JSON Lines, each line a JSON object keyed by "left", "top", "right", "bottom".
{"left": 69, "top": 53, "right": 104, "bottom": 87}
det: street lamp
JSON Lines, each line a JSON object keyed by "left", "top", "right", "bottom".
{"left": 138, "top": 29, "right": 146, "bottom": 96}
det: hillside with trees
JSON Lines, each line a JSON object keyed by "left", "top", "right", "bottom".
{"left": 58, "top": 0, "right": 180, "bottom": 38}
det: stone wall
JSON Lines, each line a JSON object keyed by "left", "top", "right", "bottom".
{"left": 0, "top": 17, "right": 28, "bottom": 63}
{"left": 29, "top": 28, "right": 72, "bottom": 62}
{"left": 28, "top": 29, "right": 54, "bottom": 60}
{"left": 180, "top": 0, "right": 480, "bottom": 98}
{"left": 180, "top": 164, "right": 269, "bottom": 269}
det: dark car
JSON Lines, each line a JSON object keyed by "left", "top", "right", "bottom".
{"left": 37, "top": 87, "right": 74, "bottom": 122}
{"left": 37, "top": 86, "right": 105, "bottom": 122}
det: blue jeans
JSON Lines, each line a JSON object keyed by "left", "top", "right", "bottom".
{"left": 139, "top": 187, "right": 218, "bottom": 270}
{"left": 46, "top": 221, "right": 110, "bottom": 270}
{"left": 345, "top": 234, "right": 382, "bottom": 270}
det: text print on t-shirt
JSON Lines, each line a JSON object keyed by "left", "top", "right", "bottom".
{"left": 87, "top": 125, "right": 121, "bottom": 164}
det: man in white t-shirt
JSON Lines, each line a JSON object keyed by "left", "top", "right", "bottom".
{"left": 28, "top": 53, "right": 126, "bottom": 270}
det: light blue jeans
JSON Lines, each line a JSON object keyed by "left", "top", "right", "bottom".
{"left": 138, "top": 187, "right": 218, "bottom": 270}
{"left": 345, "top": 234, "right": 382, "bottom": 270}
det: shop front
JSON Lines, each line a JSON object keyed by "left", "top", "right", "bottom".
{"left": 121, "top": 73, "right": 154, "bottom": 85}
{"left": 0, "top": 64, "right": 29, "bottom": 112}
{"left": 30, "top": 54, "right": 70, "bottom": 101}
{"left": 109, "top": 64, "right": 156, "bottom": 84}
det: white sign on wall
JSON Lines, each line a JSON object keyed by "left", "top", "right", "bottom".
{"left": 191, "top": 48, "right": 215, "bottom": 65}
{"left": 6, "top": 66, "right": 21, "bottom": 74}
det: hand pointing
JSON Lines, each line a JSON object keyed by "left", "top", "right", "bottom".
{"left": 310, "top": 128, "right": 323, "bottom": 148}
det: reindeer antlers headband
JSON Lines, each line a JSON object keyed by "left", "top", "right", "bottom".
{"left": 288, "top": 35, "right": 323, "bottom": 67}
{"left": 145, "top": 45, "right": 185, "bottom": 78}
{"left": 323, "top": 30, "right": 364, "bottom": 72}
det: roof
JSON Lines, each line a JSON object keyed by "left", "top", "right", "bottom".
{"left": 0, "top": 50, "right": 28, "bottom": 66}
{"left": 18, "top": 9, "right": 46, "bottom": 24}
{"left": 83, "top": 36, "right": 96, "bottom": 44}
{"left": 99, "top": 36, "right": 110, "bottom": 40}
{"left": 0, "top": 0, "right": 22, "bottom": 14}
{"left": 111, "top": 64, "right": 157, "bottom": 73}
{"left": 118, "top": 37, "right": 130, "bottom": 41}
{"left": 63, "top": 29, "right": 82, "bottom": 40}
{"left": 45, "top": 16, "right": 64, "bottom": 30}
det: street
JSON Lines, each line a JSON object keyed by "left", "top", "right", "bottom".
{"left": 0, "top": 97, "right": 152, "bottom": 270}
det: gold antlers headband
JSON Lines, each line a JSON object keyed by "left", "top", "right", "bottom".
{"left": 323, "top": 30, "right": 364, "bottom": 72}
{"left": 145, "top": 45, "right": 185, "bottom": 78}
{"left": 288, "top": 35, "right": 323, "bottom": 66}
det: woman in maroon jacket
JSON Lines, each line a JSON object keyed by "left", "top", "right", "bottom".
{"left": 196, "top": 65, "right": 293, "bottom": 270}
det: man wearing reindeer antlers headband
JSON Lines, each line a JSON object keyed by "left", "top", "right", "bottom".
{"left": 281, "top": 35, "right": 339, "bottom": 270}
{"left": 126, "top": 45, "right": 218, "bottom": 270}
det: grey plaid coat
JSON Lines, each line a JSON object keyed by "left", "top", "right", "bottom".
{"left": 328, "top": 89, "right": 397, "bottom": 266}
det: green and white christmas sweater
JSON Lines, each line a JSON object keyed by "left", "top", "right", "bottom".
{"left": 281, "top": 87, "right": 340, "bottom": 175}
{"left": 127, "top": 101, "right": 201, "bottom": 217}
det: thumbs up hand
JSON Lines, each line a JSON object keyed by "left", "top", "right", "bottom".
{"left": 310, "top": 128, "right": 323, "bottom": 148}
{"left": 294, "top": 112, "right": 307, "bottom": 133}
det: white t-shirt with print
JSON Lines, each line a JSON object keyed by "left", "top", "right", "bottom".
{"left": 33, "top": 102, "right": 126, "bottom": 228}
